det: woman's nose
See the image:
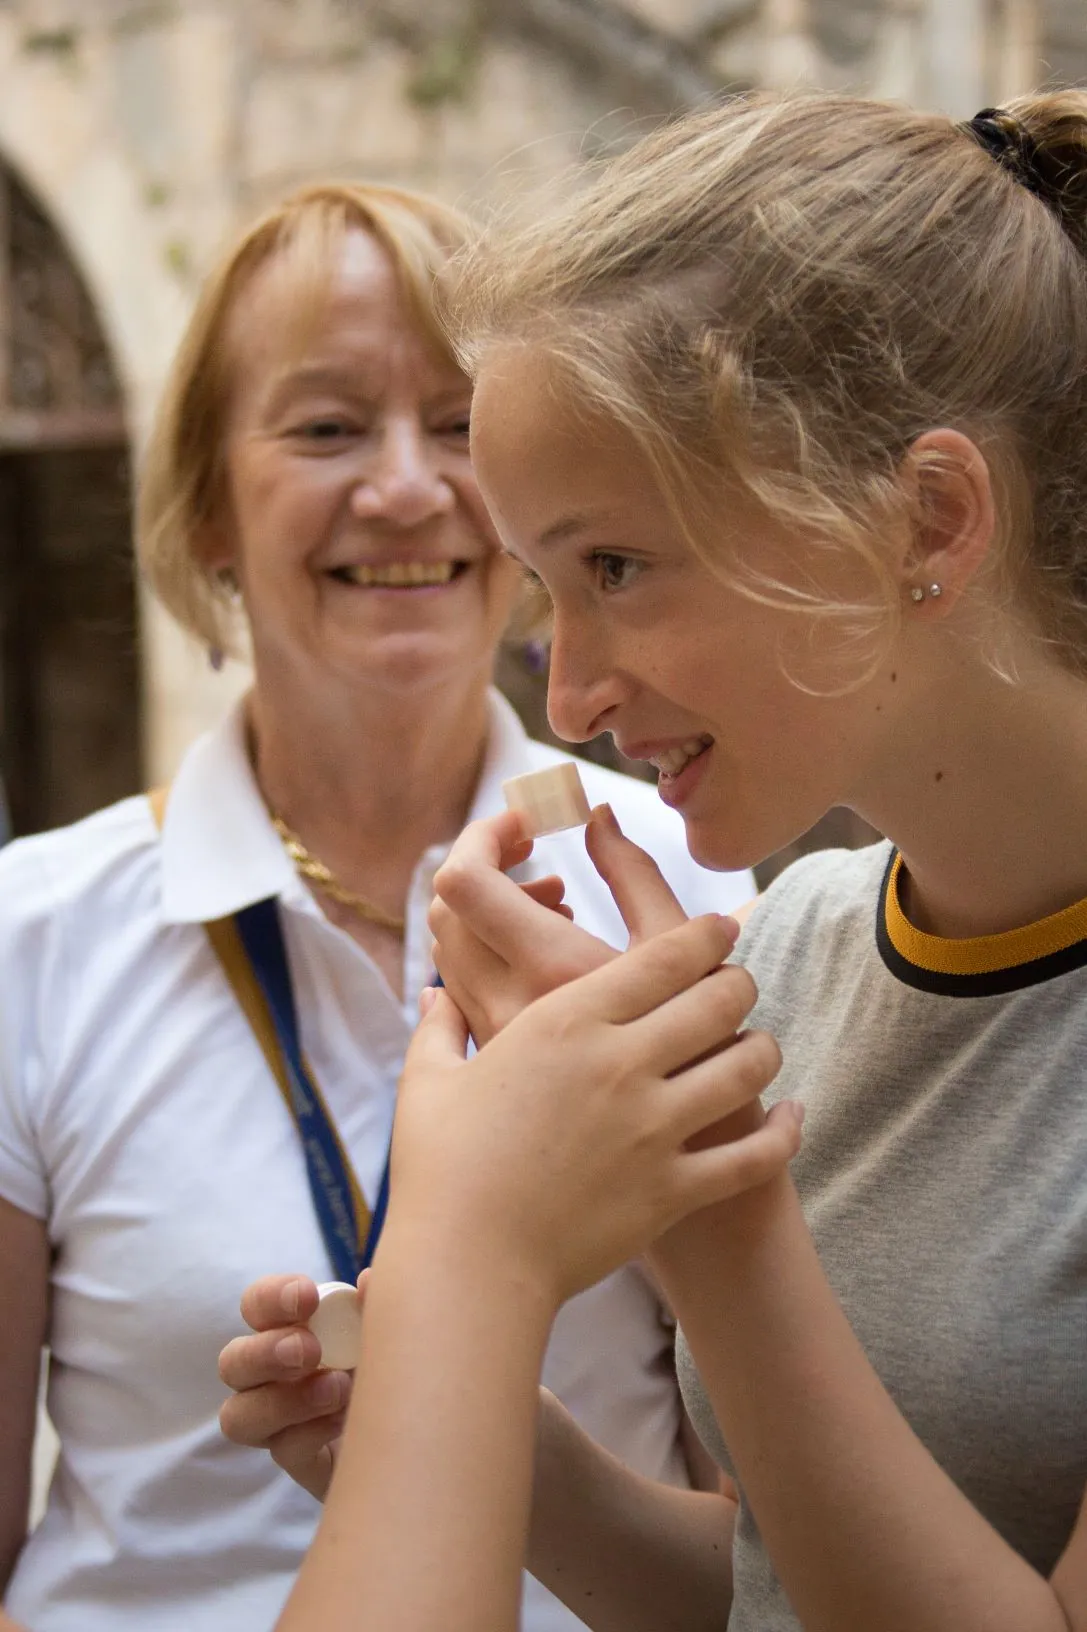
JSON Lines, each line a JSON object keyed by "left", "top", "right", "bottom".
{"left": 351, "top": 423, "right": 454, "bottom": 527}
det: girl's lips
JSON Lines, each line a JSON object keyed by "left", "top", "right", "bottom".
{"left": 656, "top": 740, "right": 712, "bottom": 810}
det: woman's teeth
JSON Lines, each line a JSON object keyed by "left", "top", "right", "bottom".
{"left": 652, "top": 736, "right": 713, "bottom": 778}
{"left": 339, "top": 561, "right": 460, "bottom": 587}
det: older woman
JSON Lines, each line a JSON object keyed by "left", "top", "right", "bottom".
{"left": 0, "top": 183, "right": 753, "bottom": 1632}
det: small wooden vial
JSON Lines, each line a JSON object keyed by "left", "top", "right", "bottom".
{"left": 307, "top": 1280, "right": 362, "bottom": 1371}
{"left": 502, "top": 763, "right": 591, "bottom": 838}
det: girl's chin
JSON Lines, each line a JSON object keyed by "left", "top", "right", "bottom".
{"left": 677, "top": 813, "right": 758, "bottom": 874}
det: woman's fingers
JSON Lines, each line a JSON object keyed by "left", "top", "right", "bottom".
{"left": 218, "top": 1368, "right": 352, "bottom": 1449}
{"left": 218, "top": 1324, "right": 323, "bottom": 1392}
{"left": 267, "top": 1415, "right": 347, "bottom": 1501}
{"left": 585, "top": 804, "right": 690, "bottom": 941}
{"left": 239, "top": 1273, "right": 319, "bottom": 1333}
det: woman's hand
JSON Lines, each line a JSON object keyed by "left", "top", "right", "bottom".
{"left": 430, "top": 803, "right": 713, "bottom": 1044}
{"left": 218, "top": 1274, "right": 361, "bottom": 1501}
{"left": 396, "top": 914, "right": 801, "bottom": 1307}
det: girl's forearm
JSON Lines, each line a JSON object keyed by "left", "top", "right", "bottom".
{"left": 277, "top": 1218, "right": 554, "bottom": 1632}
{"left": 652, "top": 1179, "right": 1070, "bottom": 1632}
{"left": 529, "top": 1389, "right": 734, "bottom": 1632}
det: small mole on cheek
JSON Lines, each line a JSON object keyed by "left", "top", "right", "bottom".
{"left": 875, "top": 704, "right": 882, "bottom": 713}
{"left": 890, "top": 672, "right": 897, "bottom": 683}
{"left": 934, "top": 770, "right": 944, "bottom": 783}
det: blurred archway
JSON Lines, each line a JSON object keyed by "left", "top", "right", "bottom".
{"left": 0, "top": 159, "right": 139, "bottom": 837}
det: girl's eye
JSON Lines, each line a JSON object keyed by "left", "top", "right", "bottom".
{"left": 437, "top": 417, "right": 471, "bottom": 438}
{"left": 591, "top": 552, "right": 642, "bottom": 592}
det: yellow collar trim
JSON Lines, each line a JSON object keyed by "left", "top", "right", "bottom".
{"left": 884, "top": 851, "right": 1087, "bottom": 977}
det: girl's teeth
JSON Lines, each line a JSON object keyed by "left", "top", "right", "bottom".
{"left": 653, "top": 737, "right": 712, "bottom": 778}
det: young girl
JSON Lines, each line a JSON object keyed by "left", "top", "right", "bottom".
{"left": 220, "top": 88, "right": 1087, "bottom": 1631}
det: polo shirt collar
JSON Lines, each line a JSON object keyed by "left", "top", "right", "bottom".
{"left": 159, "top": 698, "right": 299, "bottom": 924}
{"left": 159, "top": 688, "right": 537, "bottom": 926}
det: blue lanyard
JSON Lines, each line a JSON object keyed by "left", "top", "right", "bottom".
{"left": 234, "top": 898, "right": 391, "bottom": 1283}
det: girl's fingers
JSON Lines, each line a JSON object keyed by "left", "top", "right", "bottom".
{"left": 218, "top": 1369, "right": 352, "bottom": 1450}
{"left": 430, "top": 921, "right": 512, "bottom": 1029}
{"left": 629, "top": 961, "right": 758, "bottom": 1075}
{"left": 434, "top": 826, "right": 566, "bottom": 962}
{"left": 585, "top": 806, "right": 689, "bottom": 940}
{"left": 678, "top": 1099, "right": 804, "bottom": 1213}
{"left": 238, "top": 1273, "right": 319, "bottom": 1333}
{"left": 520, "top": 875, "right": 568, "bottom": 911}
{"left": 670, "top": 1030, "right": 783, "bottom": 1144}
{"left": 404, "top": 988, "right": 470, "bottom": 1073}
{"left": 557, "top": 914, "right": 737, "bottom": 1027}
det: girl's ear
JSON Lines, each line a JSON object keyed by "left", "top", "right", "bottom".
{"left": 899, "top": 428, "right": 996, "bottom": 613}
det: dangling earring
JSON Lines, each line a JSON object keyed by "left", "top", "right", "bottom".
{"left": 522, "top": 638, "right": 550, "bottom": 675}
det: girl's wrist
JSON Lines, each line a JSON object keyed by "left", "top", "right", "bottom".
{"left": 649, "top": 1169, "right": 797, "bottom": 1284}
{"left": 372, "top": 1204, "right": 564, "bottom": 1332}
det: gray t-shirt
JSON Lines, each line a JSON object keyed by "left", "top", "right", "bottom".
{"left": 677, "top": 841, "right": 1087, "bottom": 1631}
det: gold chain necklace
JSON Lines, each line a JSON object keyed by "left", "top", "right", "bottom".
{"left": 271, "top": 814, "right": 406, "bottom": 935}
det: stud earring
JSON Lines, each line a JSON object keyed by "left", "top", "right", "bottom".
{"left": 910, "top": 586, "right": 925, "bottom": 603}
{"left": 928, "top": 582, "right": 943, "bottom": 598}
{"left": 208, "top": 645, "right": 224, "bottom": 672}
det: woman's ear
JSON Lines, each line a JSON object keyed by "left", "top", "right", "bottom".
{"left": 899, "top": 428, "right": 996, "bottom": 613}
{"left": 193, "top": 518, "right": 236, "bottom": 578}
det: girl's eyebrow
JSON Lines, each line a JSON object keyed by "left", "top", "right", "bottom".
{"left": 538, "top": 510, "right": 616, "bottom": 547}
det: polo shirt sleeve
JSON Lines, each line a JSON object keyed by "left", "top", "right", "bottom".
{"left": 0, "top": 840, "right": 58, "bottom": 1220}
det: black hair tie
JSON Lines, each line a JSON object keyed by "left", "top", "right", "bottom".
{"left": 964, "top": 106, "right": 1047, "bottom": 201}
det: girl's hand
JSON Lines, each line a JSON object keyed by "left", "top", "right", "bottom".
{"left": 218, "top": 1273, "right": 363, "bottom": 1501}
{"left": 395, "top": 915, "right": 801, "bottom": 1307}
{"left": 430, "top": 804, "right": 712, "bottom": 1044}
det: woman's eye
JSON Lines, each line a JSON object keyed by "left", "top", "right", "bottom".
{"left": 591, "top": 552, "right": 642, "bottom": 592}
{"left": 518, "top": 566, "right": 554, "bottom": 634}
{"left": 295, "top": 418, "right": 353, "bottom": 442}
{"left": 436, "top": 417, "right": 472, "bottom": 439}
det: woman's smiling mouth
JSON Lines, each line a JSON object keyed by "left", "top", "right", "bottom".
{"left": 331, "top": 560, "right": 470, "bottom": 588}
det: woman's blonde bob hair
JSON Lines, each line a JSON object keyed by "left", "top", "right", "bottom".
{"left": 137, "top": 182, "right": 472, "bottom": 652}
{"left": 446, "top": 89, "right": 1087, "bottom": 684}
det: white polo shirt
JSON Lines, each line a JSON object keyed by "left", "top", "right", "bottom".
{"left": 0, "top": 691, "right": 753, "bottom": 1632}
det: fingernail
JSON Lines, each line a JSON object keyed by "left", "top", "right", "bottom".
{"left": 590, "top": 802, "right": 621, "bottom": 834}
{"left": 786, "top": 1100, "right": 806, "bottom": 1127}
{"left": 313, "top": 1369, "right": 349, "bottom": 1409}
{"left": 419, "top": 985, "right": 437, "bottom": 1017}
{"left": 718, "top": 914, "right": 741, "bottom": 945}
{"left": 281, "top": 1278, "right": 302, "bottom": 1321}
{"left": 275, "top": 1333, "right": 305, "bottom": 1369}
